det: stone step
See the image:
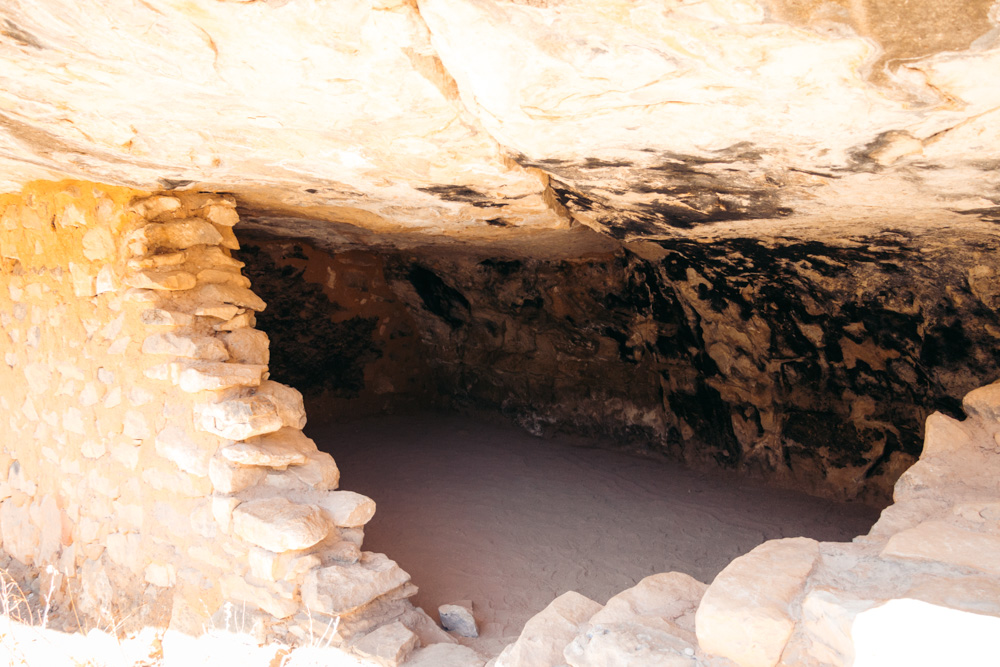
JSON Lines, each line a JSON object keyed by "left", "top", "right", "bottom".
{"left": 231, "top": 497, "right": 329, "bottom": 553}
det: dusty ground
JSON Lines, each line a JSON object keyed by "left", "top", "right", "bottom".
{"left": 314, "top": 411, "right": 882, "bottom": 656}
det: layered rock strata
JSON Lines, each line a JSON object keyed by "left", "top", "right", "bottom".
{"left": 0, "top": 182, "right": 431, "bottom": 660}
{"left": 490, "top": 380, "right": 1000, "bottom": 666}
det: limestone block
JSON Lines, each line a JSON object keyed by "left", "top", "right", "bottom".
{"left": 582, "top": 572, "right": 706, "bottom": 644}
{"left": 881, "top": 519, "right": 1000, "bottom": 576}
{"left": 155, "top": 426, "right": 212, "bottom": 476}
{"left": 353, "top": 621, "right": 419, "bottom": 667}
{"left": 141, "top": 308, "right": 195, "bottom": 328}
{"left": 266, "top": 449, "right": 341, "bottom": 491}
{"left": 257, "top": 380, "right": 307, "bottom": 430}
{"left": 695, "top": 537, "right": 819, "bottom": 667}
{"left": 212, "top": 496, "right": 241, "bottom": 532}
{"left": 962, "top": 382, "right": 1000, "bottom": 423}
{"left": 209, "top": 454, "right": 267, "bottom": 493}
{"left": 440, "top": 601, "right": 478, "bottom": 637}
{"left": 220, "top": 433, "right": 309, "bottom": 469}
{"left": 129, "top": 250, "right": 187, "bottom": 270}
{"left": 221, "top": 329, "right": 270, "bottom": 365}
{"left": 142, "top": 332, "right": 229, "bottom": 361}
{"left": 195, "top": 304, "right": 243, "bottom": 320}
{"left": 303, "top": 552, "right": 412, "bottom": 616}
{"left": 175, "top": 361, "right": 267, "bottom": 392}
{"left": 405, "top": 644, "right": 485, "bottom": 667}
{"left": 131, "top": 195, "right": 182, "bottom": 219}
{"left": 231, "top": 497, "right": 329, "bottom": 553}
{"left": 193, "top": 283, "right": 266, "bottom": 312}
{"left": 127, "top": 218, "right": 223, "bottom": 255}
{"left": 197, "top": 268, "right": 251, "bottom": 288}
{"left": 215, "top": 224, "right": 240, "bottom": 250}
{"left": 125, "top": 269, "right": 197, "bottom": 291}
{"left": 82, "top": 227, "right": 115, "bottom": 261}
{"left": 221, "top": 574, "right": 299, "bottom": 619}
{"left": 202, "top": 204, "right": 239, "bottom": 227}
{"left": 184, "top": 246, "right": 244, "bottom": 270}
{"left": 780, "top": 588, "right": 877, "bottom": 667}
{"left": 214, "top": 311, "right": 257, "bottom": 331}
{"left": 493, "top": 591, "right": 603, "bottom": 667}
{"left": 196, "top": 395, "right": 284, "bottom": 440}
{"left": 315, "top": 490, "right": 377, "bottom": 528}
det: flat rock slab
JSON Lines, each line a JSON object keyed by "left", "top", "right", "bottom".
{"left": 493, "top": 591, "right": 603, "bottom": 667}
{"left": 231, "top": 497, "right": 329, "bottom": 553}
{"left": 303, "top": 552, "right": 412, "bottom": 616}
{"left": 881, "top": 519, "right": 1000, "bottom": 576}
{"left": 696, "top": 537, "right": 819, "bottom": 667}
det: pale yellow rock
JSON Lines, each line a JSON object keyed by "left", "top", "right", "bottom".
{"left": 696, "top": 537, "right": 819, "bottom": 667}
{"left": 220, "top": 438, "right": 308, "bottom": 468}
{"left": 353, "top": 621, "right": 419, "bottom": 667}
{"left": 214, "top": 311, "right": 257, "bottom": 331}
{"left": 881, "top": 519, "right": 1000, "bottom": 576}
{"left": 155, "top": 426, "right": 212, "bottom": 476}
{"left": 197, "top": 268, "right": 251, "bottom": 288}
{"left": 201, "top": 204, "right": 239, "bottom": 227}
{"left": 257, "top": 380, "right": 307, "bottom": 430}
{"left": 267, "top": 449, "right": 341, "bottom": 491}
{"left": 315, "top": 490, "right": 376, "bottom": 528}
{"left": 141, "top": 308, "right": 195, "bottom": 328}
{"left": 130, "top": 195, "right": 182, "bottom": 219}
{"left": 195, "top": 395, "right": 284, "bottom": 440}
{"left": 212, "top": 496, "right": 242, "bottom": 533}
{"left": 920, "top": 411, "right": 975, "bottom": 459}
{"left": 962, "top": 382, "right": 1000, "bottom": 423}
{"left": 221, "top": 574, "right": 299, "bottom": 619}
{"left": 193, "top": 283, "right": 267, "bottom": 312}
{"left": 142, "top": 332, "right": 229, "bottom": 361}
{"left": 221, "top": 328, "right": 269, "bottom": 365}
{"left": 184, "top": 246, "right": 244, "bottom": 270}
{"left": 194, "top": 304, "right": 243, "bottom": 320}
{"left": 174, "top": 361, "right": 267, "bottom": 392}
{"left": 129, "top": 250, "right": 187, "bottom": 270}
{"left": 494, "top": 591, "right": 603, "bottom": 667}
{"left": 125, "top": 269, "right": 197, "bottom": 291}
{"left": 781, "top": 588, "right": 877, "bottom": 667}
{"left": 303, "top": 552, "right": 412, "bottom": 615}
{"left": 82, "top": 227, "right": 115, "bottom": 262}
{"left": 209, "top": 454, "right": 267, "bottom": 494}
{"left": 232, "top": 497, "right": 329, "bottom": 553}
{"left": 127, "top": 219, "right": 223, "bottom": 255}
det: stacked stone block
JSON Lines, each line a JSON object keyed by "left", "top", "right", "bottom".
{"left": 0, "top": 182, "right": 423, "bottom": 661}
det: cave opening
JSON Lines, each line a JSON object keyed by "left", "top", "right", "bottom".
{"left": 230, "top": 218, "right": 1000, "bottom": 651}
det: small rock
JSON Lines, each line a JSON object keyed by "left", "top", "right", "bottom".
{"left": 130, "top": 195, "right": 182, "bottom": 219}
{"left": 315, "top": 490, "right": 376, "bottom": 528}
{"left": 142, "top": 332, "right": 229, "bottom": 361}
{"left": 231, "top": 497, "right": 329, "bottom": 553}
{"left": 353, "top": 621, "right": 419, "bottom": 667}
{"left": 202, "top": 204, "right": 240, "bottom": 227}
{"left": 221, "top": 328, "right": 269, "bottom": 365}
{"left": 440, "top": 601, "right": 478, "bottom": 638}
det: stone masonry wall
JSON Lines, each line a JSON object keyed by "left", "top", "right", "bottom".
{"left": 0, "top": 182, "right": 425, "bottom": 658}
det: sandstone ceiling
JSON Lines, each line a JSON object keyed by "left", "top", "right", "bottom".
{"left": 1, "top": 0, "right": 999, "bottom": 246}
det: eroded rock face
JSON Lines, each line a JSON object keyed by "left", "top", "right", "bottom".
{"left": 240, "top": 228, "right": 1000, "bottom": 502}
{"left": 0, "top": 0, "right": 998, "bottom": 242}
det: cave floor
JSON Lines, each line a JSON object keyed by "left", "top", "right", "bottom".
{"left": 310, "top": 411, "right": 882, "bottom": 657}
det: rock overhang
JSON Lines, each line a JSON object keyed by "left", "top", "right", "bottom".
{"left": 0, "top": 0, "right": 998, "bottom": 246}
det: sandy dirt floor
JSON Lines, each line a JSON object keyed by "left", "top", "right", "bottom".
{"left": 311, "top": 411, "right": 882, "bottom": 656}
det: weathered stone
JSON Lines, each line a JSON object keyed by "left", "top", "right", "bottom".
{"left": 231, "top": 497, "right": 329, "bottom": 553}
{"left": 192, "top": 283, "right": 266, "bottom": 312}
{"left": 142, "top": 332, "right": 229, "bottom": 361}
{"left": 352, "top": 621, "right": 419, "bottom": 667}
{"left": 303, "top": 552, "right": 411, "bottom": 615}
{"left": 493, "top": 591, "right": 603, "bottom": 667}
{"left": 194, "top": 304, "right": 243, "bottom": 320}
{"left": 155, "top": 426, "right": 211, "bottom": 476}
{"left": 581, "top": 572, "right": 706, "bottom": 644}
{"left": 221, "top": 328, "right": 269, "bottom": 365}
{"left": 208, "top": 454, "right": 267, "bottom": 494}
{"left": 881, "top": 519, "right": 1000, "bottom": 576}
{"left": 125, "top": 269, "right": 197, "bottom": 291}
{"left": 220, "top": 435, "right": 308, "bottom": 469}
{"left": 195, "top": 395, "right": 283, "bottom": 440}
{"left": 130, "top": 195, "right": 182, "bottom": 219}
{"left": 211, "top": 496, "right": 241, "bottom": 533}
{"left": 962, "top": 381, "right": 1000, "bottom": 424}
{"left": 201, "top": 204, "right": 239, "bottom": 227}
{"left": 141, "top": 308, "right": 195, "bottom": 328}
{"left": 439, "top": 601, "right": 478, "bottom": 638}
{"left": 82, "top": 227, "right": 116, "bottom": 262}
{"left": 214, "top": 311, "right": 256, "bottom": 331}
{"left": 175, "top": 361, "right": 267, "bottom": 392}
{"left": 315, "top": 490, "right": 376, "bottom": 528}
{"left": 129, "top": 250, "right": 187, "bottom": 270}
{"left": 127, "top": 218, "right": 223, "bottom": 255}
{"left": 197, "top": 268, "right": 251, "bottom": 288}
{"left": 781, "top": 588, "right": 877, "bottom": 667}
{"left": 220, "top": 574, "right": 299, "bottom": 619}
{"left": 257, "top": 380, "right": 307, "bottom": 430}
{"left": 696, "top": 537, "right": 819, "bottom": 667}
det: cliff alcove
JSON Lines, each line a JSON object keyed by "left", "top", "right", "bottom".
{"left": 2, "top": 0, "right": 1000, "bottom": 664}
